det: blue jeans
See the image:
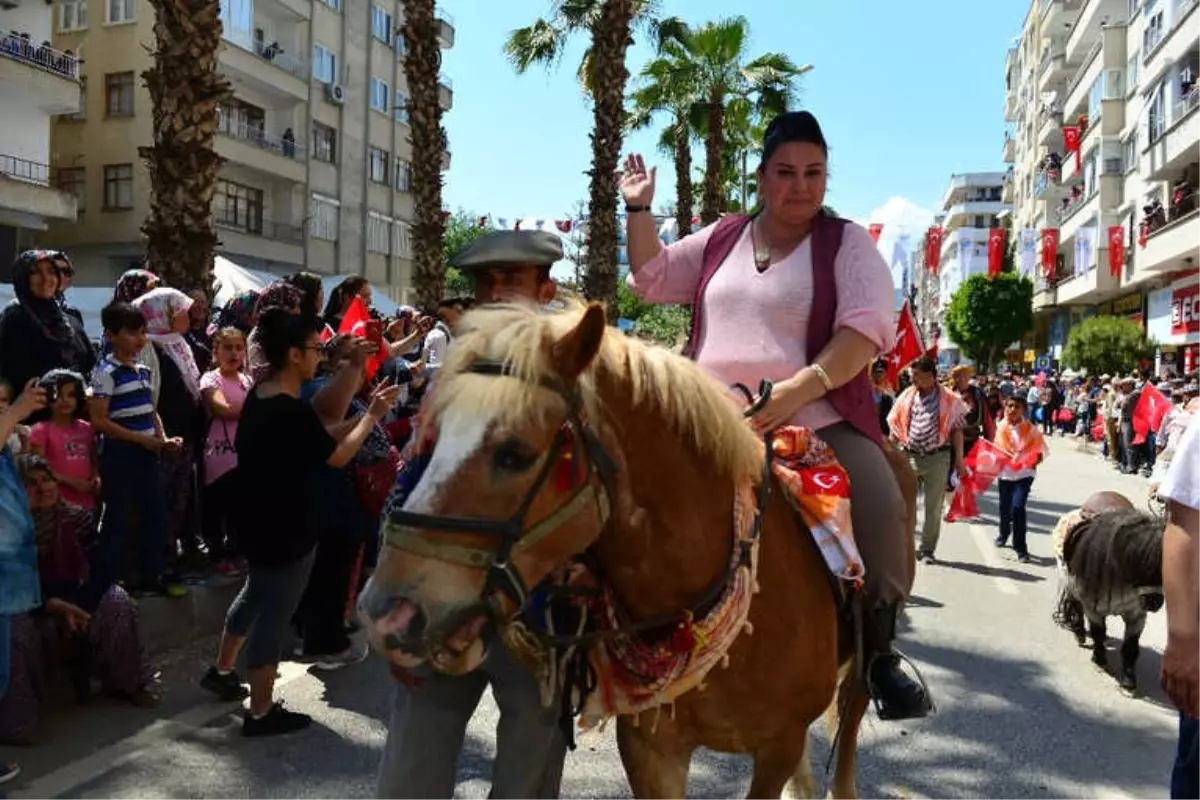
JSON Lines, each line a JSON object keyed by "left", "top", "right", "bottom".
{"left": 0, "top": 614, "right": 10, "bottom": 699}
{"left": 97, "top": 440, "right": 167, "bottom": 587}
{"left": 997, "top": 477, "right": 1034, "bottom": 556}
{"left": 1174, "top": 714, "right": 1199, "bottom": 799}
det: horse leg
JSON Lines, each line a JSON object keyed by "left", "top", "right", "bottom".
{"left": 1065, "top": 595, "right": 1088, "bottom": 647}
{"left": 616, "top": 715, "right": 692, "bottom": 799}
{"left": 1086, "top": 611, "right": 1108, "bottom": 671}
{"left": 828, "top": 672, "right": 870, "bottom": 800}
{"left": 1118, "top": 610, "right": 1147, "bottom": 694}
{"left": 782, "top": 732, "right": 816, "bottom": 800}
{"left": 747, "top": 737, "right": 807, "bottom": 799}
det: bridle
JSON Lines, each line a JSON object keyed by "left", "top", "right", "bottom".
{"left": 384, "top": 359, "right": 618, "bottom": 617}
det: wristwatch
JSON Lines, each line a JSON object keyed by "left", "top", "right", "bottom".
{"left": 624, "top": 204, "right": 651, "bottom": 213}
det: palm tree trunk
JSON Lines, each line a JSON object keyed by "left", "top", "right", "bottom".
{"left": 583, "top": 0, "right": 633, "bottom": 322}
{"left": 403, "top": 0, "right": 446, "bottom": 310}
{"left": 700, "top": 90, "right": 724, "bottom": 226}
{"left": 673, "top": 114, "right": 692, "bottom": 238}
{"left": 140, "top": 0, "right": 231, "bottom": 292}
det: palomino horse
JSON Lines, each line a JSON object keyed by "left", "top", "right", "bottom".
{"left": 360, "top": 302, "right": 914, "bottom": 798}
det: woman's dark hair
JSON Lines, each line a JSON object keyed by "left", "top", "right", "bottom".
{"left": 39, "top": 368, "right": 86, "bottom": 417}
{"left": 323, "top": 276, "right": 369, "bottom": 321}
{"left": 911, "top": 356, "right": 938, "bottom": 375}
{"left": 286, "top": 271, "right": 324, "bottom": 319}
{"left": 17, "top": 453, "right": 53, "bottom": 484}
{"left": 256, "top": 306, "right": 322, "bottom": 371}
{"left": 761, "top": 111, "right": 828, "bottom": 166}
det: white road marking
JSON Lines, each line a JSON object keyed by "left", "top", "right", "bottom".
{"left": 403, "top": 407, "right": 492, "bottom": 513}
{"left": 966, "top": 522, "right": 1020, "bottom": 596}
{"left": 12, "top": 662, "right": 311, "bottom": 799}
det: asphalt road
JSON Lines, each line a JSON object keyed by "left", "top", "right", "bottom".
{"left": 3, "top": 438, "right": 1183, "bottom": 798}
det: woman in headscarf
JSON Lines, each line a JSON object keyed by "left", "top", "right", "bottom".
{"left": 112, "top": 268, "right": 159, "bottom": 305}
{"left": 284, "top": 271, "right": 325, "bottom": 323}
{"left": 133, "top": 288, "right": 206, "bottom": 573}
{"left": 247, "top": 282, "right": 303, "bottom": 384}
{"left": 0, "top": 252, "right": 95, "bottom": 414}
{"left": 215, "top": 290, "right": 261, "bottom": 336}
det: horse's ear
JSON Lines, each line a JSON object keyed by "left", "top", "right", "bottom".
{"left": 549, "top": 302, "right": 606, "bottom": 382}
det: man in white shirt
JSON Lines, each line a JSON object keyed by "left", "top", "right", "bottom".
{"left": 1157, "top": 414, "right": 1198, "bottom": 799}
{"left": 420, "top": 299, "right": 463, "bottom": 373}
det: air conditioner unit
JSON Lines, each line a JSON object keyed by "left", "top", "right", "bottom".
{"left": 325, "top": 83, "right": 346, "bottom": 105}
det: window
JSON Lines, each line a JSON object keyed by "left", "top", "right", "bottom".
{"left": 104, "top": 72, "right": 134, "bottom": 116}
{"left": 1122, "top": 130, "right": 1138, "bottom": 173}
{"left": 60, "top": 0, "right": 88, "bottom": 31}
{"left": 395, "top": 33, "right": 407, "bottom": 56}
{"left": 312, "top": 122, "right": 336, "bottom": 163}
{"left": 368, "top": 147, "right": 389, "bottom": 184}
{"left": 106, "top": 0, "right": 133, "bottom": 24}
{"left": 1087, "top": 75, "right": 1104, "bottom": 122}
{"left": 1147, "top": 83, "right": 1166, "bottom": 142}
{"left": 394, "top": 158, "right": 411, "bottom": 191}
{"left": 316, "top": 0, "right": 339, "bottom": 10}
{"left": 1127, "top": 52, "right": 1140, "bottom": 95}
{"left": 214, "top": 179, "right": 263, "bottom": 234}
{"left": 103, "top": 164, "right": 133, "bottom": 209}
{"left": 394, "top": 90, "right": 409, "bottom": 123}
{"left": 1143, "top": 10, "right": 1164, "bottom": 57}
{"left": 58, "top": 167, "right": 86, "bottom": 212}
{"left": 371, "top": 4, "right": 392, "bottom": 44}
{"left": 370, "top": 77, "right": 389, "bottom": 113}
{"left": 367, "top": 212, "right": 391, "bottom": 254}
{"left": 392, "top": 219, "right": 412, "bottom": 258}
{"left": 309, "top": 194, "right": 339, "bottom": 241}
{"left": 312, "top": 44, "right": 337, "bottom": 84}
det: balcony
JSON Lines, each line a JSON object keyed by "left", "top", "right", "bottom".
{"left": 1033, "top": 279, "right": 1058, "bottom": 312}
{"left": 214, "top": 215, "right": 305, "bottom": 266}
{"left": 0, "top": 154, "right": 77, "bottom": 223}
{"left": 436, "top": 10, "right": 456, "bottom": 48}
{"left": 1063, "top": 40, "right": 1103, "bottom": 120}
{"left": 438, "top": 76, "right": 453, "bottom": 110}
{"left": 0, "top": 37, "right": 81, "bottom": 115}
{"left": 1143, "top": 0, "right": 1198, "bottom": 83}
{"left": 1037, "top": 108, "right": 1064, "bottom": 145}
{"left": 219, "top": 37, "right": 308, "bottom": 102}
{"left": 1041, "top": 0, "right": 1085, "bottom": 30}
{"left": 1065, "top": 0, "right": 1124, "bottom": 66}
{"left": 1144, "top": 91, "right": 1200, "bottom": 182}
{"left": 215, "top": 118, "right": 307, "bottom": 183}
{"left": 1002, "top": 133, "right": 1015, "bottom": 163}
{"left": 1002, "top": 171, "right": 1014, "bottom": 203}
{"left": 1037, "top": 40, "right": 1070, "bottom": 93}
{"left": 1137, "top": 209, "right": 1200, "bottom": 272}
{"left": 1005, "top": 87, "right": 1019, "bottom": 122}
{"left": 1057, "top": 262, "right": 1121, "bottom": 305}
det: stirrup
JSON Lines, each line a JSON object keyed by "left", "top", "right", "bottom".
{"left": 865, "top": 647, "right": 936, "bottom": 719}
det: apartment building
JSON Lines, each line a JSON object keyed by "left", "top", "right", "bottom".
{"left": 44, "top": 0, "right": 454, "bottom": 302}
{"left": 0, "top": 2, "right": 82, "bottom": 276}
{"left": 1004, "top": 0, "right": 1198, "bottom": 368}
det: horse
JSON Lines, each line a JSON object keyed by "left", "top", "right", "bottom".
{"left": 1052, "top": 492, "right": 1165, "bottom": 695}
{"left": 358, "top": 301, "right": 917, "bottom": 799}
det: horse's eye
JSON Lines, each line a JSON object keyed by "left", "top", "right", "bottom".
{"left": 493, "top": 440, "right": 537, "bottom": 473}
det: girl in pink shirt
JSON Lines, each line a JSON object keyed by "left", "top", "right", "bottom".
{"left": 200, "top": 328, "right": 253, "bottom": 575}
{"left": 29, "top": 369, "right": 98, "bottom": 509}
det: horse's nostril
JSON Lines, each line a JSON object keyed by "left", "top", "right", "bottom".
{"left": 366, "top": 594, "right": 428, "bottom": 644}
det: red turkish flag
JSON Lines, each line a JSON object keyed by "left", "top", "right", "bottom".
{"left": 946, "top": 438, "right": 1015, "bottom": 522}
{"left": 885, "top": 302, "right": 924, "bottom": 389}
{"left": 338, "top": 297, "right": 386, "bottom": 380}
{"left": 987, "top": 227, "right": 1006, "bottom": 278}
{"left": 1107, "top": 226, "right": 1125, "bottom": 278}
{"left": 1132, "top": 384, "right": 1170, "bottom": 446}
{"left": 1040, "top": 228, "right": 1060, "bottom": 275}
{"left": 514, "top": 219, "right": 522, "bottom": 231}
{"left": 555, "top": 219, "right": 572, "bottom": 233}
{"left": 1063, "top": 125, "right": 1081, "bottom": 171}
{"left": 479, "top": 216, "right": 488, "bottom": 228}
{"left": 868, "top": 223, "right": 884, "bottom": 244}
{"left": 925, "top": 227, "right": 944, "bottom": 274}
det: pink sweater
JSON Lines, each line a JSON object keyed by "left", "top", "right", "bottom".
{"left": 627, "top": 220, "right": 896, "bottom": 430}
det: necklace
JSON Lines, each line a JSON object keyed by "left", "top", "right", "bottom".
{"left": 751, "top": 219, "right": 773, "bottom": 269}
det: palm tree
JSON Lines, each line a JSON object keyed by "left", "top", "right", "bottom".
{"left": 505, "top": 0, "right": 658, "bottom": 318}
{"left": 657, "top": 17, "right": 807, "bottom": 226}
{"left": 402, "top": 0, "right": 447, "bottom": 310}
{"left": 139, "top": 0, "right": 232, "bottom": 291}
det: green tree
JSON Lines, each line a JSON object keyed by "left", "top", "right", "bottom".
{"left": 440, "top": 212, "right": 490, "bottom": 299}
{"left": 616, "top": 279, "right": 691, "bottom": 346}
{"left": 944, "top": 272, "right": 1035, "bottom": 372}
{"left": 1061, "top": 316, "right": 1157, "bottom": 376}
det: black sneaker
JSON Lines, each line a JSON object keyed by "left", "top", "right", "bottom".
{"left": 242, "top": 703, "right": 312, "bottom": 737}
{"left": 200, "top": 666, "right": 249, "bottom": 701}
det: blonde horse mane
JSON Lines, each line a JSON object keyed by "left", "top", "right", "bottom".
{"left": 425, "top": 301, "right": 762, "bottom": 483}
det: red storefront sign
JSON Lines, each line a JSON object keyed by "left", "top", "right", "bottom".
{"left": 1172, "top": 283, "right": 1200, "bottom": 335}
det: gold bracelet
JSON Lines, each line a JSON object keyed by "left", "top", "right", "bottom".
{"left": 809, "top": 362, "right": 834, "bottom": 392}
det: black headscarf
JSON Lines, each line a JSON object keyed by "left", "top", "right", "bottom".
{"left": 12, "top": 250, "right": 74, "bottom": 347}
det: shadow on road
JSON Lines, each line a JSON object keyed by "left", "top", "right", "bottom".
{"left": 935, "top": 558, "right": 1046, "bottom": 583}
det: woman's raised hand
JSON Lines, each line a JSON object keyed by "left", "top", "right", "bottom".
{"left": 618, "top": 154, "right": 656, "bottom": 207}
{"left": 367, "top": 379, "right": 403, "bottom": 420}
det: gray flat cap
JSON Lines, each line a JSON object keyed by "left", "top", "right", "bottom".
{"left": 451, "top": 230, "right": 563, "bottom": 272}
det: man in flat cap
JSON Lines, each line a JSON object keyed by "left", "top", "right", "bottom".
{"left": 373, "top": 228, "right": 566, "bottom": 799}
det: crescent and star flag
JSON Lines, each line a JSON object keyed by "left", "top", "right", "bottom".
{"left": 1132, "top": 383, "right": 1170, "bottom": 446}
{"left": 338, "top": 297, "right": 386, "bottom": 380}
{"left": 886, "top": 301, "right": 924, "bottom": 389}
{"left": 555, "top": 220, "right": 573, "bottom": 233}
{"left": 925, "top": 227, "right": 944, "bottom": 275}
{"left": 1063, "top": 125, "right": 1081, "bottom": 171}
{"left": 1108, "top": 226, "right": 1126, "bottom": 277}
{"left": 945, "top": 439, "right": 1015, "bottom": 522}
{"left": 868, "top": 223, "right": 884, "bottom": 244}
{"left": 988, "top": 227, "right": 1007, "bottom": 278}
{"left": 1040, "top": 228, "right": 1060, "bottom": 276}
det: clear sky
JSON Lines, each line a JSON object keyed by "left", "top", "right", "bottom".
{"left": 437, "top": 0, "right": 1029, "bottom": 226}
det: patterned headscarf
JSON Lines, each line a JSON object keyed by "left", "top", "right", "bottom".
{"left": 134, "top": 288, "right": 201, "bottom": 401}
{"left": 216, "top": 290, "right": 260, "bottom": 334}
{"left": 255, "top": 281, "right": 303, "bottom": 316}
{"left": 113, "top": 268, "right": 159, "bottom": 304}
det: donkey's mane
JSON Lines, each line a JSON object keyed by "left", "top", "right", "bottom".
{"left": 426, "top": 301, "right": 762, "bottom": 482}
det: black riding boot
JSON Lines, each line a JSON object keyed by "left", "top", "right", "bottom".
{"left": 866, "top": 604, "right": 933, "bottom": 720}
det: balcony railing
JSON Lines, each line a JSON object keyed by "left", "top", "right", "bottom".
{"left": 0, "top": 154, "right": 57, "bottom": 187}
{"left": 1059, "top": 187, "right": 1097, "bottom": 224}
{"left": 1065, "top": 39, "right": 1103, "bottom": 98}
{"left": 226, "top": 37, "right": 307, "bottom": 79}
{"left": 216, "top": 117, "right": 305, "bottom": 161}
{"left": 214, "top": 213, "right": 304, "bottom": 242}
{"left": 0, "top": 35, "right": 79, "bottom": 79}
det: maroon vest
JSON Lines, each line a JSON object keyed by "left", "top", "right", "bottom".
{"left": 682, "top": 214, "right": 884, "bottom": 446}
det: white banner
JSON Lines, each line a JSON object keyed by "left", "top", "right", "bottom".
{"left": 1019, "top": 228, "right": 1038, "bottom": 278}
{"left": 960, "top": 232, "right": 972, "bottom": 274}
{"left": 1074, "top": 227, "right": 1094, "bottom": 276}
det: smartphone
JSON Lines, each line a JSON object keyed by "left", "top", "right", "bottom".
{"left": 38, "top": 377, "right": 58, "bottom": 404}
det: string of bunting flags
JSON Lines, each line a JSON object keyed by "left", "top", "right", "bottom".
{"left": 438, "top": 212, "right": 704, "bottom": 238}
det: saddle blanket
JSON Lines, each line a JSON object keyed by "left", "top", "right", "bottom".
{"left": 768, "top": 426, "right": 865, "bottom": 586}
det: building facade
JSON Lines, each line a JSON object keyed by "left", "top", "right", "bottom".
{"left": 44, "top": 0, "right": 454, "bottom": 302}
{"left": 1004, "top": 0, "right": 1198, "bottom": 370}
{"left": 0, "top": 2, "right": 82, "bottom": 277}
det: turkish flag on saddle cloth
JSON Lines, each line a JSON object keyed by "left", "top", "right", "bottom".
{"left": 338, "top": 296, "right": 387, "bottom": 379}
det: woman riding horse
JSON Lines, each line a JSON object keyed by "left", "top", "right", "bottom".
{"left": 620, "top": 111, "right": 930, "bottom": 721}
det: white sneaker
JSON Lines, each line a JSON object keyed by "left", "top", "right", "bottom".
{"left": 311, "top": 642, "right": 369, "bottom": 671}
